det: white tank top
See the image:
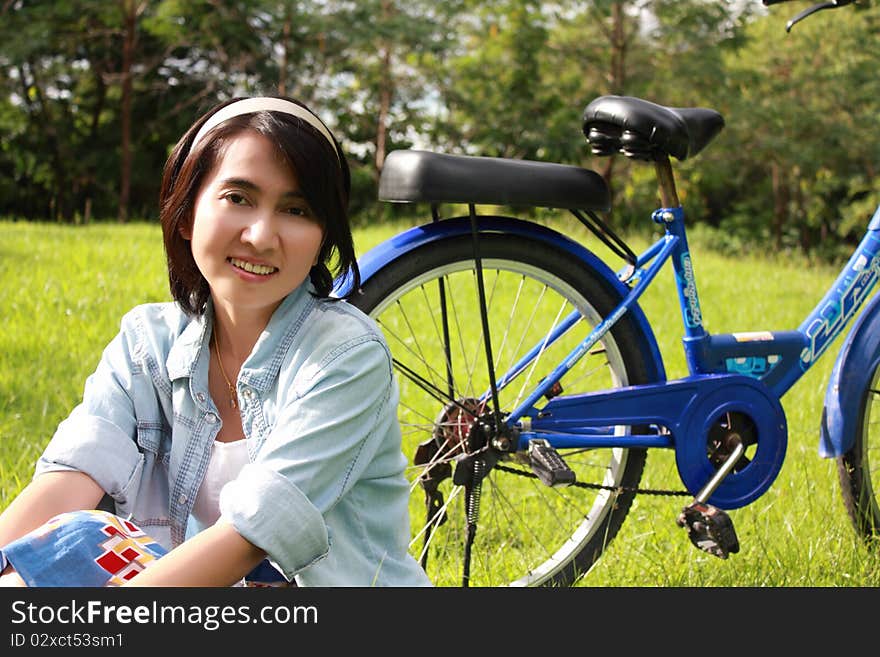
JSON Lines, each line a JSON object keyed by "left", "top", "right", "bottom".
{"left": 192, "top": 439, "right": 249, "bottom": 526}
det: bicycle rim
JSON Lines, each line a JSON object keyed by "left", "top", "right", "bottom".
{"left": 353, "top": 234, "right": 651, "bottom": 586}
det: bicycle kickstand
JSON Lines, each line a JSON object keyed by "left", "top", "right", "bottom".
{"left": 676, "top": 441, "right": 744, "bottom": 559}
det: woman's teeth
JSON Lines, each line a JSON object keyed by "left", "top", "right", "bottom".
{"left": 229, "top": 258, "right": 277, "bottom": 275}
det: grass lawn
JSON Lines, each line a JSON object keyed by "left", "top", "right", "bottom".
{"left": 1, "top": 217, "right": 878, "bottom": 586}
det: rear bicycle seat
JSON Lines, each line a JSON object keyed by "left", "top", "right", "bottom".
{"left": 583, "top": 95, "right": 725, "bottom": 161}
{"left": 378, "top": 149, "right": 611, "bottom": 212}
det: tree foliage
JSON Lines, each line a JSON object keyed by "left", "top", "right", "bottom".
{"left": 1, "top": 0, "right": 878, "bottom": 259}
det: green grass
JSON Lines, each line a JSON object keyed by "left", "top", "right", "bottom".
{"left": 578, "top": 222, "right": 880, "bottom": 587}
{"left": 1, "top": 217, "right": 878, "bottom": 586}
{"left": 0, "top": 219, "right": 401, "bottom": 508}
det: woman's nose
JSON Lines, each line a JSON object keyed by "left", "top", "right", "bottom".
{"left": 241, "top": 212, "right": 279, "bottom": 251}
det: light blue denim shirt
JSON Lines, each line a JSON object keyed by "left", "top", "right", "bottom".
{"left": 34, "top": 281, "right": 431, "bottom": 587}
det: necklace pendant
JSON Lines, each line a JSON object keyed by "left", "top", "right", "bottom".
{"left": 230, "top": 398, "right": 238, "bottom": 410}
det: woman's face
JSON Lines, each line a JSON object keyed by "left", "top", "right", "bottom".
{"left": 185, "top": 131, "right": 324, "bottom": 323}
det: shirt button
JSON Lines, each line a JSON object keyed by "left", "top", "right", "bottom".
{"left": 243, "top": 388, "right": 254, "bottom": 399}
{"left": 205, "top": 413, "right": 218, "bottom": 424}
{"left": 196, "top": 392, "right": 206, "bottom": 403}
{"left": 179, "top": 494, "right": 187, "bottom": 504}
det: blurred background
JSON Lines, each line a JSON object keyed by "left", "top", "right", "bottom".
{"left": 1, "top": 0, "right": 878, "bottom": 260}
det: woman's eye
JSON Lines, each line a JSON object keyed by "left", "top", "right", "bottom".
{"left": 284, "top": 206, "right": 309, "bottom": 217}
{"left": 224, "top": 192, "right": 248, "bottom": 205}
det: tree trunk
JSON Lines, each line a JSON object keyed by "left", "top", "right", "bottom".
{"left": 374, "top": 0, "right": 394, "bottom": 175}
{"left": 375, "top": 45, "right": 392, "bottom": 174}
{"left": 598, "top": 1, "right": 629, "bottom": 201}
{"left": 118, "top": 0, "right": 137, "bottom": 223}
{"left": 609, "top": 1, "right": 627, "bottom": 95}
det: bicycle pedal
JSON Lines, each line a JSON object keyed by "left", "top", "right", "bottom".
{"left": 676, "top": 501, "right": 740, "bottom": 559}
{"left": 528, "top": 439, "right": 576, "bottom": 487}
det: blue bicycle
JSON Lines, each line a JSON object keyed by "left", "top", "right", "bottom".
{"left": 335, "top": 0, "right": 876, "bottom": 587}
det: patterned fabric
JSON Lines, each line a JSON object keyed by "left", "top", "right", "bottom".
{"left": 0, "top": 510, "right": 167, "bottom": 587}
{"left": 0, "top": 510, "right": 295, "bottom": 587}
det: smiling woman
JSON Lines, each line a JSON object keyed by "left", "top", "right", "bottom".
{"left": 184, "top": 132, "right": 324, "bottom": 339}
{"left": 0, "top": 96, "right": 432, "bottom": 588}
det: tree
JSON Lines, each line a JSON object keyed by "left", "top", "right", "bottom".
{"left": 0, "top": 1, "right": 125, "bottom": 221}
{"left": 0, "top": 0, "right": 877, "bottom": 261}
{"left": 718, "top": 4, "right": 880, "bottom": 254}
{"left": 118, "top": 0, "right": 147, "bottom": 222}
{"left": 434, "top": 0, "right": 559, "bottom": 160}
{"left": 327, "top": 1, "right": 460, "bottom": 165}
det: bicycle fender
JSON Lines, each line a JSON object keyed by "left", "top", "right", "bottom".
{"left": 820, "top": 291, "right": 880, "bottom": 458}
{"left": 336, "top": 215, "right": 666, "bottom": 382}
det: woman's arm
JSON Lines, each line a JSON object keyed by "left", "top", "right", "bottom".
{"left": 124, "top": 521, "right": 266, "bottom": 587}
{"left": 0, "top": 470, "right": 105, "bottom": 582}
{"left": 0, "top": 475, "right": 265, "bottom": 587}
{"left": 0, "top": 471, "right": 105, "bottom": 548}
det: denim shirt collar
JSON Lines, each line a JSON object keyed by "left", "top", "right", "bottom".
{"left": 165, "top": 280, "right": 318, "bottom": 395}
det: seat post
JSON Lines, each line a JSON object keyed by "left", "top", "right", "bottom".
{"left": 654, "top": 155, "right": 680, "bottom": 208}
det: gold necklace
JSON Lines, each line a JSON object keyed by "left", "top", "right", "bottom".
{"left": 212, "top": 330, "right": 238, "bottom": 410}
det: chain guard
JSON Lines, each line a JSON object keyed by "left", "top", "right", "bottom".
{"left": 675, "top": 378, "right": 787, "bottom": 510}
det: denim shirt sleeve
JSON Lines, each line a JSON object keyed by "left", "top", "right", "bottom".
{"left": 34, "top": 313, "right": 147, "bottom": 510}
{"left": 219, "top": 335, "right": 396, "bottom": 579}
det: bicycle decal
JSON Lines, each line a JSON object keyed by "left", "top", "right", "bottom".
{"left": 732, "top": 331, "right": 774, "bottom": 342}
{"left": 725, "top": 355, "right": 778, "bottom": 377}
{"left": 800, "top": 246, "right": 880, "bottom": 369}
{"left": 676, "top": 252, "right": 703, "bottom": 328}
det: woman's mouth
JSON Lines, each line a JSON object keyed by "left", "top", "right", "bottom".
{"left": 228, "top": 257, "right": 278, "bottom": 276}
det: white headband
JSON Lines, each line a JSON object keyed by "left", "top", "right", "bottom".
{"left": 190, "top": 97, "right": 340, "bottom": 160}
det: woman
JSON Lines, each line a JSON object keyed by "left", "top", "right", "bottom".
{"left": 0, "top": 96, "right": 431, "bottom": 587}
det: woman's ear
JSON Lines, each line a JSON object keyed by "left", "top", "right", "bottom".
{"left": 178, "top": 220, "right": 192, "bottom": 241}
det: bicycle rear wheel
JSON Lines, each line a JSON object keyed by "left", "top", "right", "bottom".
{"left": 353, "top": 232, "right": 656, "bottom": 586}
{"left": 838, "top": 360, "right": 880, "bottom": 541}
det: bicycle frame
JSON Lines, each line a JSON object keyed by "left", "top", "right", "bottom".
{"left": 329, "top": 0, "right": 874, "bottom": 584}
{"left": 506, "top": 202, "right": 880, "bottom": 452}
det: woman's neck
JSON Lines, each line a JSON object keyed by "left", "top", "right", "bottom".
{"left": 210, "top": 302, "right": 273, "bottom": 364}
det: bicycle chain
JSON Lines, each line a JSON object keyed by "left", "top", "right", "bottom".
{"left": 494, "top": 463, "right": 692, "bottom": 497}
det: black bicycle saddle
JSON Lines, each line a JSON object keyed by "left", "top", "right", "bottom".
{"left": 378, "top": 150, "right": 611, "bottom": 212}
{"left": 582, "top": 95, "right": 725, "bottom": 161}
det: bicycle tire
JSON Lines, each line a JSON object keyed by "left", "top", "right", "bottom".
{"left": 352, "top": 231, "right": 658, "bottom": 586}
{"left": 837, "top": 360, "right": 880, "bottom": 541}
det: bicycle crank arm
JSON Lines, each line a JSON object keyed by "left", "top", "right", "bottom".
{"left": 694, "top": 441, "right": 744, "bottom": 504}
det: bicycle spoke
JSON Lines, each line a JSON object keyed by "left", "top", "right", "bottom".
{"left": 495, "top": 282, "right": 550, "bottom": 394}
{"left": 512, "top": 295, "right": 569, "bottom": 412}
{"left": 446, "top": 275, "right": 479, "bottom": 400}
{"left": 377, "top": 320, "right": 451, "bottom": 397}
{"left": 491, "top": 273, "right": 528, "bottom": 375}
{"left": 353, "top": 236, "right": 651, "bottom": 586}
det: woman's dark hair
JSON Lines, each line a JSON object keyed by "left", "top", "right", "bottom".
{"left": 159, "top": 96, "right": 360, "bottom": 316}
